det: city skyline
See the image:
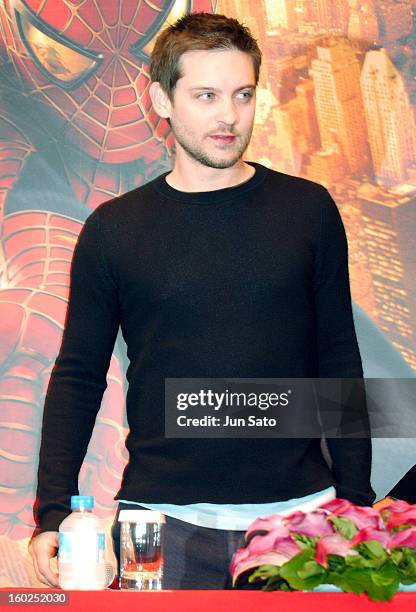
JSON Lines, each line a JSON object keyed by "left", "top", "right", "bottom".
{"left": 217, "top": 0, "right": 416, "bottom": 368}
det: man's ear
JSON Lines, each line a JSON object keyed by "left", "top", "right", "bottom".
{"left": 149, "top": 82, "right": 172, "bottom": 119}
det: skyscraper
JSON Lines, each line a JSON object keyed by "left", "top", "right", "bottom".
{"left": 317, "top": 0, "right": 349, "bottom": 33}
{"left": 359, "top": 184, "right": 416, "bottom": 368}
{"left": 310, "top": 38, "right": 372, "bottom": 176}
{"left": 265, "top": 0, "right": 297, "bottom": 31}
{"left": 295, "top": 0, "right": 319, "bottom": 34}
{"left": 348, "top": 0, "right": 379, "bottom": 43}
{"left": 216, "top": 0, "right": 267, "bottom": 42}
{"left": 361, "top": 48, "right": 416, "bottom": 187}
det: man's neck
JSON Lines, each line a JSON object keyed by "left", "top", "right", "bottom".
{"left": 165, "top": 160, "right": 255, "bottom": 192}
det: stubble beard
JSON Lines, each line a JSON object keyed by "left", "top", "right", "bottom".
{"left": 170, "top": 118, "right": 253, "bottom": 169}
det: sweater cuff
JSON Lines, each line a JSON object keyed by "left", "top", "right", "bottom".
{"left": 335, "top": 484, "right": 376, "bottom": 507}
{"left": 36, "top": 508, "right": 72, "bottom": 534}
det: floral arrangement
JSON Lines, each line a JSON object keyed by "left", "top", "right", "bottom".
{"left": 230, "top": 498, "right": 416, "bottom": 601}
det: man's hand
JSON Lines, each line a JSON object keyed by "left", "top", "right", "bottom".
{"left": 29, "top": 531, "right": 60, "bottom": 587}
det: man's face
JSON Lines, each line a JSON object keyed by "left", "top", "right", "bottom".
{"left": 167, "top": 49, "right": 257, "bottom": 169}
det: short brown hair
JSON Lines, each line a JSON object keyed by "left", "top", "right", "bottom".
{"left": 150, "top": 12, "right": 262, "bottom": 100}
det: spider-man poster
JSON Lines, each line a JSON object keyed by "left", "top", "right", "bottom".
{"left": 0, "top": 0, "right": 416, "bottom": 586}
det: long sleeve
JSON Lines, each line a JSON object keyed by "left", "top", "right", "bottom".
{"left": 314, "top": 188, "right": 375, "bottom": 506}
{"left": 35, "top": 207, "right": 120, "bottom": 532}
{"left": 388, "top": 465, "right": 416, "bottom": 503}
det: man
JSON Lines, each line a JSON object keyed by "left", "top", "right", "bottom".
{"left": 30, "top": 12, "right": 375, "bottom": 589}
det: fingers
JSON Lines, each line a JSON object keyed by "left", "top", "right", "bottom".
{"left": 29, "top": 531, "right": 60, "bottom": 588}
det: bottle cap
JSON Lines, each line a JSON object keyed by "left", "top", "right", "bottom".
{"left": 118, "top": 510, "right": 165, "bottom": 524}
{"left": 70, "top": 495, "right": 94, "bottom": 510}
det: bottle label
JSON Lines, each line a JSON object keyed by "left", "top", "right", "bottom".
{"left": 59, "top": 532, "right": 105, "bottom": 564}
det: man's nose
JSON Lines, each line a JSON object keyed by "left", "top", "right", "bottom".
{"left": 216, "top": 98, "right": 238, "bottom": 126}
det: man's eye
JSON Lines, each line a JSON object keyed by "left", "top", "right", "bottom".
{"left": 237, "top": 91, "right": 253, "bottom": 101}
{"left": 198, "top": 92, "right": 216, "bottom": 100}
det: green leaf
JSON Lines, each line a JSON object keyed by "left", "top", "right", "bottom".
{"left": 292, "top": 533, "right": 318, "bottom": 549}
{"left": 244, "top": 564, "right": 292, "bottom": 592}
{"left": 327, "top": 554, "right": 346, "bottom": 572}
{"left": 344, "top": 553, "right": 380, "bottom": 570}
{"left": 391, "top": 547, "right": 416, "bottom": 584}
{"left": 392, "top": 524, "right": 413, "bottom": 533}
{"left": 279, "top": 549, "right": 327, "bottom": 590}
{"left": 371, "top": 564, "right": 397, "bottom": 587}
{"left": 298, "top": 560, "right": 325, "bottom": 580}
{"left": 329, "top": 516, "right": 358, "bottom": 539}
{"left": 330, "top": 567, "right": 367, "bottom": 596}
{"left": 262, "top": 575, "right": 290, "bottom": 592}
{"left": 328, "top": 562, "right": 399, "bottom": 602}
{"left": 367, "top": 562, "right": 400, "bottom": 601}
{"left": 248, "top": 564, "right": 280, "bottom": 583}
{"left": 356, "top": 541, "right": 387, "bottom": 562}
{"left": 390, "top": 549, "right": 403, "bottom": 564}
{"left": 278, "top": 581, "right": 293, "bottom": 591}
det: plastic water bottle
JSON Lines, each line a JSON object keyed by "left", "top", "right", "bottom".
{"left": 58, "top": 495, "right": 107, "bottom": 590}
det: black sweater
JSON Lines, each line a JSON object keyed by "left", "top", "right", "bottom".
{"left": 388, "top": 466, "right": 416, "bottom": 503}
{"left": 36, "top": 162, "right": 375, "bottom": 532}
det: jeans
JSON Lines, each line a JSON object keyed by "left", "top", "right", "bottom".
{"left": 111, "top": 502, "right": 247, "bottom": 589}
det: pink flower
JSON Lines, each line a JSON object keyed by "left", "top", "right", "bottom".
{"left": 272, "top": 536, "right": 303, "bottom": 559}
{"left": 343, "top": 507, "right": 383, "bottom": 530}
{"left": 284, "top": 510, "right": 334, "bottom": 537}
{"left": 351, "top": 528, "right": 390, "bottom": 547}
{"left": 321, "top": 498, "right": 383, "bottom": 530}
{"left": 320, "top": 498, "right": 352, "bottom": 514}
{"left": 230, "top": 551, "right": 296, "bottom": 581}
{"left": 246, "top": 514, "right": 289, "bottom": 540}
{"left": 246, "top": 532, "right": 302, "bottom": 559}
{"left": 386, "top": 508, "right": 416, "bottom": 530}
{"left": 385, "top": 499, "right": 411, "bottom": 513}
{"left": 388, "top": 528, "right": 416, "bottom": 550}
{"left": 315, "top": 534, "right": 358, "bottom": 567}
{"left": 248, "top": 531, "right": 283, "bottom": 555}
{"left": 229, "top": 546, "right": 251, "bottom": 575}
{"left": 230, "top": 533, "right": 302, "bottom": 581}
